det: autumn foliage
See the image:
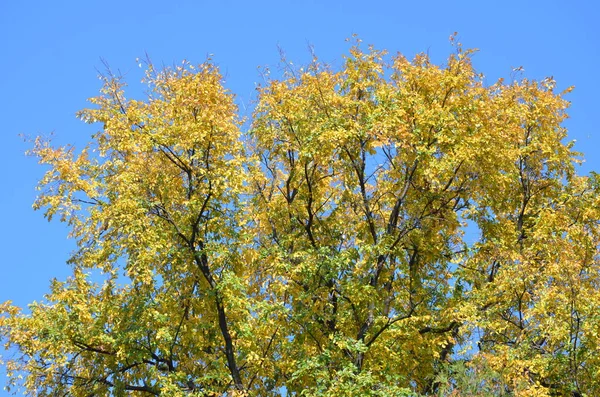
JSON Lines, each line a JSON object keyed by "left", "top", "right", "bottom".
{"left": 2, "top": 38, "right": 600, "bottom": 396}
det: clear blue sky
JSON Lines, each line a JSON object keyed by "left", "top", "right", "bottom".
{"left": 0, "top": 0, "right": 598, "bottom": 394}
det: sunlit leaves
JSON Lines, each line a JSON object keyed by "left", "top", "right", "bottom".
{"left": 2, "top": 40, "right": 599, "bottom": 396}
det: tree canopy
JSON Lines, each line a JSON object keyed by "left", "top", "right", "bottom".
{"left": 2, "top": 38, "right": 600, "bottom": 396}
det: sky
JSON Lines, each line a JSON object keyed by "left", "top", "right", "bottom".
{"left": 0, "top": 0, "right": 598, "bottom": 394}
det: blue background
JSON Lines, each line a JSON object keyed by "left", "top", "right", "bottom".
{"left": 1, "top": 1, "right": 598, "bottom": 394}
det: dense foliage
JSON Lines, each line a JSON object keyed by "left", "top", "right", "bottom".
{"left": 2, "top": 38, "right": 599, "bottom": 396}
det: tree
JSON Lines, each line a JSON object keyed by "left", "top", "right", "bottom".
{"left": 2, "top": 38, "right": 600, "bottom": 396}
